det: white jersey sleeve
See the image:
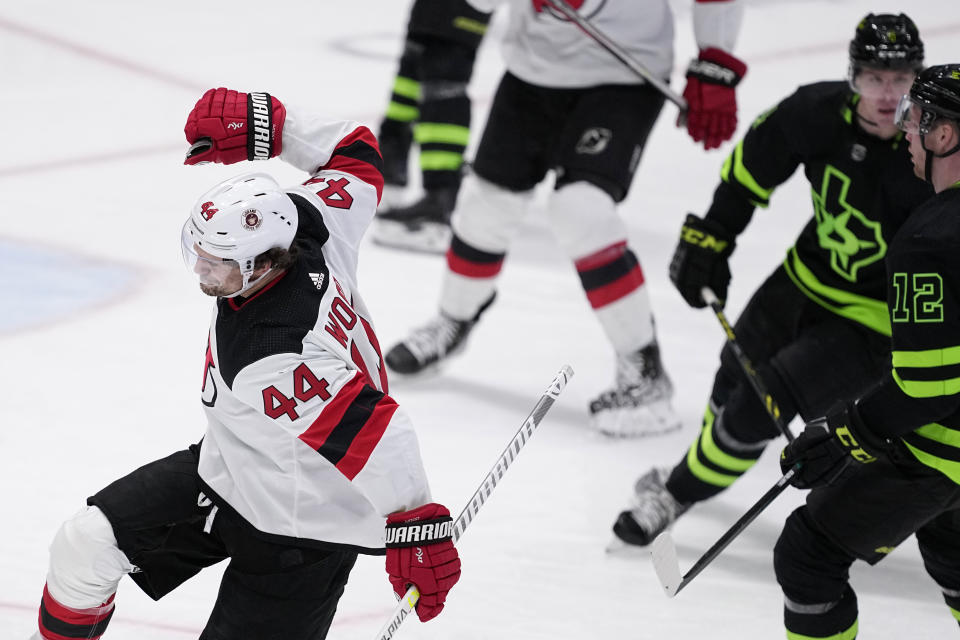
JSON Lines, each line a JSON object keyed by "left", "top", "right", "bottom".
{"left": 692, "top": 0, "right": 743, "bottom": 54}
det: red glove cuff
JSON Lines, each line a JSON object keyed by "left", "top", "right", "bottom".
{"left": 386, "top": 503, "right": 454, "bottom": 548}
{"left": 687, "top": 48, "right": 748, "bottom": 87}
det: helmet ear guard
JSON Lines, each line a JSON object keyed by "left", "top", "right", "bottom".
{"left": 896, "top": 64, "right": 960, "bottom": 183}
{"left": 182, "top": 172, "right": 299, "bottom": 297}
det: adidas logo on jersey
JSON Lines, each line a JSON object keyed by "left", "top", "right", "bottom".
{"left": 309, "top": 272, "right": 325, "bottom": 289}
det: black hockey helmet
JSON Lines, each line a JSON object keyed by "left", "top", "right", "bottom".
{"left": 849, "top": 13, "right": 924, "bottom": 72}
{"left": 896, "top": 65, "right": 960, "bottom": 135}
{"left": 895, "top": 64, "right": 960, "bottom": 182}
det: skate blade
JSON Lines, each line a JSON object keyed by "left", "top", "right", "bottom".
{"left": 372, "top": 220, "right": 451, "bottom": 254}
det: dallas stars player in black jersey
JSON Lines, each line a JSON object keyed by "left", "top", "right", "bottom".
{"left": 610, "top": 13, "right": 933, "bottom": 548}
{"left": 775, "top": 63, "right": 960, "bottom": 639}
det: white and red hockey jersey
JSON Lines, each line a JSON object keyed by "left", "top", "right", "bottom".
{"left": 469, "top": 0, "right": 743, "bottom": 88}
{"left": 197, "top": 108, "right": 431, "bottom": 554}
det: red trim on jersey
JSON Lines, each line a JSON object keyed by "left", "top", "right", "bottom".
{"left": 298, "top": 373, "right": 365, "bottom": 451}
{"left": 585, "top": 264, "right": 645, "bottom": 308}
{"left": 226, "top": 269, "right": 289, "bottom": 311}
{"left": 574, "top": 241, "right": 627, "bottom": 271}
{"left": 297, "top": 372, "right": 397, "bottom": 480}
{"left": 446, "top": 249, "right": 504, "bottom": 279}
{"left": 323, "top": 126, "right": 384, "bottom": 203}
{"left": 335, "top": 394, "right": 398, "bottom": 480}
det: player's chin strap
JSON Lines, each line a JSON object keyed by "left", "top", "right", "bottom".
{"left": 920, "top": 122, "right": 960, "bottom": 184}
{"left": 223, "top": 267, "right": 275, "bottom": 299}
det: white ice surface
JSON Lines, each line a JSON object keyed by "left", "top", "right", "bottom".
{"left": 2, "top": 1, "right": 959, "bottom": 638}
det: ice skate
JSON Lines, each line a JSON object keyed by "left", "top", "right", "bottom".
{"left": 589, "top": 342, "right": 681, "bottom": 437}
{"left": 385, "top": 312, "right": 475, "bottom": 375}
{"left": 607, "top": 467, "right": 690, "bottom": 552}
{"left": 373, "top": 186, "right": 458, "bottom": 254}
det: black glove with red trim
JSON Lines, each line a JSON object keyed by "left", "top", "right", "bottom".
{"left": 780, "top": 404, "right": 887, "bottom": 489}
{"left": 385, "top": 503, "right": 461, "bottom": 622}
{"left": 184, "top": 87, "right": 286, "bottom": 165}
{"left": 682, "top": 48, "right": 747, "bottom": 150}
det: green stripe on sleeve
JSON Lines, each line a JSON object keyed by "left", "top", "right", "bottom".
{"left": 892, "top": 345, "right": 960, "bottom": 368}
{"left": 892, "top": 369, "right": 960, "bottom": 398}
{"left": 723, "top": 140, "right": 773, "bottom": 206}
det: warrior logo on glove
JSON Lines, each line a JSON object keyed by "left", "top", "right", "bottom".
{"left": 385, "top": 503, "right": 461, "bottom": 622}
{"left": 184, "top": 88, "right": 286, "bottom": 165}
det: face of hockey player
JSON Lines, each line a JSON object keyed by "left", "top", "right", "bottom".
{"left": 854, "top": 67, "right": 917, "bottom": 137}
{"left": 190, "top": 244, "right": 244, "bottom": 297}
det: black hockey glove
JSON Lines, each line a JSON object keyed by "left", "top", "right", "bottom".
{"left": 669, "top": 213, "right": 736, "bottom": 308}
{"left": 780, "top": 404, "right": 887, "bottom": 490}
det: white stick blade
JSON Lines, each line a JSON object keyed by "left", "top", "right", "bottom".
{"left": 650, "top": 532, "right": 682, "bottom": 597}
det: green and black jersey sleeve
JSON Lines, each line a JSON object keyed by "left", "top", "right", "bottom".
{"left": 857, "top": 187, "right": 960, "bottom": 483}
{"left": 704, "top": 81, "right": 932, "bottom": 336}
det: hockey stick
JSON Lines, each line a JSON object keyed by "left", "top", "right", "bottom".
{"left": 651, "top": 466, "right": 796, "bottom": 597}
{"left": 701, "top": 287, "right": 794, "bottom": 443}
{"left": 373, "top": 364, "right": 574, "bottom": 640}
{"left": 645, "top": 289, "right": 798, "bottom": 596}
{"left": 540, "top": 0, "right": 688, "bottom": 114}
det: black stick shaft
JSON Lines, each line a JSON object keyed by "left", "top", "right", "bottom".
{"left": 702, "top": 288, "right": 795, "bottom": 442}
{"left": 674, "top": 468, "right": 796, "bottom": 595}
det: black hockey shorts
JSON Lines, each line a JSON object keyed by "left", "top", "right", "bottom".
{"left": 88, "top": 444, "right": 358, "bottom": 640}
{"left": 807, "top": 451, "right": 960, "bottom": 564}
{"left": 408, "top": 0, "right": 491, "bottom": 49}
{"left": 711, "top": 266, "right": 889, "bottom": 443}
{"left": 472, "top": 72, "right": 665, "bottom": 202}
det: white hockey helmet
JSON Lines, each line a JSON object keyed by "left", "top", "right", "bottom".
{"left": 181, "top": 172, "right": 299, "bottom": 297}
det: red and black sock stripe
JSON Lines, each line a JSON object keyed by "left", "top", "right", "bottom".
{"left": 575, "top": 242, "right": 644, "bottom": 308}
{"left": 38, "top": 585, "right": 115, "bottom": 640}
{"left": 446, "top": 234, "right": 505, "bottom": 279}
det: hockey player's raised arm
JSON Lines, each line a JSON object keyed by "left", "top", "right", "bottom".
{"left": 279, "top": 110, "right": 384, "bottom": 205}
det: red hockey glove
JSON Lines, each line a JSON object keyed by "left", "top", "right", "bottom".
{"left": 780, "top": 404, "right": 886, "bottom": 490}
{"left": 385, "top": 503, "right": 461, "bottom": 622}
{"left": 681, "top": 48, "right": 747, "bottom": 150}
{"left": 183, "top": 87, "right": 286, "bottom": 165}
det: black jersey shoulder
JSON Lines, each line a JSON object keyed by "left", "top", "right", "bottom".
{"left": 891, "top": 187, "right": 960, "bottom": 255}
{"left": 214, "top": 194, "right": 331, "bottom": 388}
{"left": 769, "top": 81, "right": 852, "bottom": 151}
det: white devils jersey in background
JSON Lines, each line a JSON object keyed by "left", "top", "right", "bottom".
{"left": 197, "top": 109, "right": 431, "bottom": 553}
{"left": 469, "top": 0, "right": 744, "bottom": 88}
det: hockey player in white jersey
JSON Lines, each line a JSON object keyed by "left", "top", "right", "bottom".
{"left": 385, "top": 0, "right": 747, "bottom": 436}
{"left": 31, "top": 88, "right": 460, "bottom": 640}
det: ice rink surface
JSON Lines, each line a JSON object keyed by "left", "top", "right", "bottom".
{"left": 2, "top": 1, "right": 959, "bottom": 637}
